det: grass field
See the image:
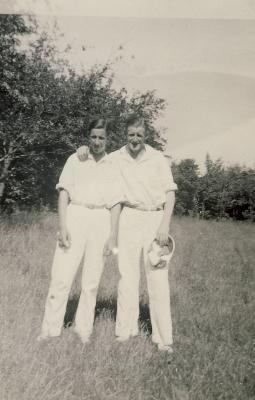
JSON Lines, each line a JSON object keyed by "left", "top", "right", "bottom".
{"left": 0, "top": 212, "right": 254, "bottom": 400}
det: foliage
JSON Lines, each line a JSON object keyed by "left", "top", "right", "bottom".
{"left": 172, "top": 154, "right": 255, "bottom": 221}
{"left": 0, "top": 14, "right": 166, "bottom": 210}
{"left": 1, "top": 15, "right": 254, "bottom": 220}
{"left": 172, "top": 159, "right": 200, "bottom": 216}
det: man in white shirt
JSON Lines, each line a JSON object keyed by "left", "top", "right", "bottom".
{"left": 77, "top": 114, "right": 177, "bottom": 352}
{"left": 38, "top": 118, "right": 122, "bottom": 344}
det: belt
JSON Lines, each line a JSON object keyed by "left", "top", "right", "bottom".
{"left": 70, "top": 200, "right": 106, "bottom": 209}
{"left": 124, "top": 204, "right": 163, "bottom": 212}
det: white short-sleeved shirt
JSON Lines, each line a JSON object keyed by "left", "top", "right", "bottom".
{"left": 56, "top": 153, "right": 123, "bottom": 209}
{"left": 109, "top": 145, "right": 177, "bottom": 209}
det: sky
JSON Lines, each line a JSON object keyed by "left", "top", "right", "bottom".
{"left": 1, "top": 0, "right": 255, "bottom": 169}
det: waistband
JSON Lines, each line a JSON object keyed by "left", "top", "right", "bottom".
{"left": 70, "top": 200, "right": 106, "bottom": 209}
{"left": 124, "top": 204, "right": 163, "bottom": 212}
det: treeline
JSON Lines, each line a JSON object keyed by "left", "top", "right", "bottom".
{"left": 172, "top": 155, "right": 255, "bottom": 221}
{"left": 1, "top": 15, "right": 254, "bottom": 221}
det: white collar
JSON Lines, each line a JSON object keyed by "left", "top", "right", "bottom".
{"left": 119, "top": 144, "right": 156, "bottom": 163}
{"left": 87, "top": 152, "right": 109, "bottom": 164}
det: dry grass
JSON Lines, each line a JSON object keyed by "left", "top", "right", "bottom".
{"left": 0, "top": 212, "right": 254, "bottom": 400}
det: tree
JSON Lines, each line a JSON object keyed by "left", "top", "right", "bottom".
{"left": 0, "top": 15, "right": 32, "bottom": 200}
{"left": 0, "top": 15, "right": 166, "bottom": 210}
{"left": 224, "top": 166, "right": 255, "bottom": 220}
{"left": 197, "top": 154, "right": 227, "bottom": 218}
{"left": 172, "top": 159, "right": 200, "bottom": 216}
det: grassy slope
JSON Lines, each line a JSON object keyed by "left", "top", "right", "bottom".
{"left": 0, "top": 213, "right": 254, "bottom": 400}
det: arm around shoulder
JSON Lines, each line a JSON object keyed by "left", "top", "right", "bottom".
{"left": 76, "top": 145, "right": 89, "bottom": 161}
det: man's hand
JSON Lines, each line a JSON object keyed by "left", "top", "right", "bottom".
{"left": 77, "top": 145, "right": 89, "bottom": 161}
{"left": 57, "top": 227, "right": 71, "bottom": 249}
{"left": 104, "top": 235, "right": 118, "bottom": 256}
{"left": 156, "top": 221, "right": 169, "bottom": 246}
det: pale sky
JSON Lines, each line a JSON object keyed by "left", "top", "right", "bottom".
{"left": 4, "top": 0, "right": 255, "bottom": 19}
{"left": 2, "top": 0, "right": 255, "bottom": 169}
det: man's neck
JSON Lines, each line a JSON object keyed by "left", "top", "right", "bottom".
{"left": 126, "top": 144, "right": 146, "bottom": 161}
{"left": 90, "top": 151, "right": 106, "bottom": 163}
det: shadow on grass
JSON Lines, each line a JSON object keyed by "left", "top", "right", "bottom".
{"left": 64, "top": 294, "right": 152, "bottom": 334}
{"left": 63, "top": 295, "right": 80, "bottom": 328}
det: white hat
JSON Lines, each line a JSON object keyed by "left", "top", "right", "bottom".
{"left": 148, "top": 235, "right": 175, "bottom": 268}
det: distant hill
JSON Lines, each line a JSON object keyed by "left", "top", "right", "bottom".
{"left": 116, "top": 70, "right": 255, "bottom": 167}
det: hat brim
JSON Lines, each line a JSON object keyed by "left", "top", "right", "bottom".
{"left": 148, "top": 235, "right": 175, "bottom": 268}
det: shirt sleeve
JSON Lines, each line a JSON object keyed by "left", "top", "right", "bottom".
{"left": 55, "top": 154, "right": 76, "bottom": 199}
{"left": 158, "top": 155, "right": 178, "bottom": 192}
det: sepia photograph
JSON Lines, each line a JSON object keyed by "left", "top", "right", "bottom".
{"left": 0, "top": 1, "right": 254, "bottom": 399}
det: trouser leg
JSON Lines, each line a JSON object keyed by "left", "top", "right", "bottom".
{"left": 143, "top": 211, "right": 173, "bottom": 346}
{"left": 75, "top": 209, "right": 110, "bottom": 338}
{"left": 41, "top": 205, "right": 87, "bottom": 337}
{"left": 116, "top": 208, "right": 143, "bottom": 338}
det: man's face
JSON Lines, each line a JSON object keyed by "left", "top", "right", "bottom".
{"left": 126, "top": 125, "right": 146, "bottom": 155}
{"left": 89, "top": 128, "right": 107, "bottom": 156}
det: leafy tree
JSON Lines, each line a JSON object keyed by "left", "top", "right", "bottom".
{"left": 0, "top": 15, "right": 166, "bottom": 210}
{"left": 197, "top": 154, "right": 227, "bottom": 218}
{"left": 172, "top": 159, "right": 200, "bottom": 216}
{"left": 224, "top": 166, "right": 255, "bottom": 220}
{"left": 195, "top": 155, "right": 255, "bottom": 220}
{"left": 0, "top": 15, "right": 32, "bottom": 201}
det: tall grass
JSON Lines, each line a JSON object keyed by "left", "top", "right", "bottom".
{"left": 0, "top": 212, "right": 254, "bottom": 400}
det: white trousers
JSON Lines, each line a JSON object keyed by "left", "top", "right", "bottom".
{"left": 41, "top": 204, "right": 110, "bottom": 338}
{"left": 116, "top": 207, "right": 173, "bottom": 346}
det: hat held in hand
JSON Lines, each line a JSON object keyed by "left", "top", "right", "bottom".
{"left": 148, "top": 235, "right": 175, "bottom": 268}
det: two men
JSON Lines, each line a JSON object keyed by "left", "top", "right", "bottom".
{"left": 38, "top": 118, "right": 122, "bottom": 344}
{"left": 78, "top": 114, "right": 177, "bottom": 352}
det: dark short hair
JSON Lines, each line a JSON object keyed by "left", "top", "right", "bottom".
{"left": 88, "top": 118, "right": 110, "bottom": 134}
{"left": 125, "top": 113, "right": 147, "bottom": 131}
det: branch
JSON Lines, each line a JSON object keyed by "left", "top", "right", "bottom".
{"left": 0, "top": 148, "right": 13, "bottom": 181}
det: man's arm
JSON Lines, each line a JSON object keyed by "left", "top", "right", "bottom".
{"left": 104, "top": 203, "right": 122, "bottom": 255}
{"left": 57, "top": 189, "right": 71, "bottom": 249}
{"left": 156, "top": 191, "right": 175, "bottom": 246}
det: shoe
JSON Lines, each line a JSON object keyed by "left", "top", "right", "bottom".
{"left": 116, "top": 331, "right": 139, "bottom": 342}
{"left": 36, "top": 333, "right": 54, "bottom": 342}
{"left": 73, "top": 329, "right": 90, "bottom": 345}
{"left": 157, "top": 344, "right": 174, "bottom": 353}
{"left": 36, "top": 334, "right": 50, "bottom": 342}
{"left": 116, "top": 336, "right": 130, "bottom": 343}
{"left": 80, "top": 336, "right": 90, "bottom": 345}
{"left": 36, "top": 332, "right": 60, "bottom": 342}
